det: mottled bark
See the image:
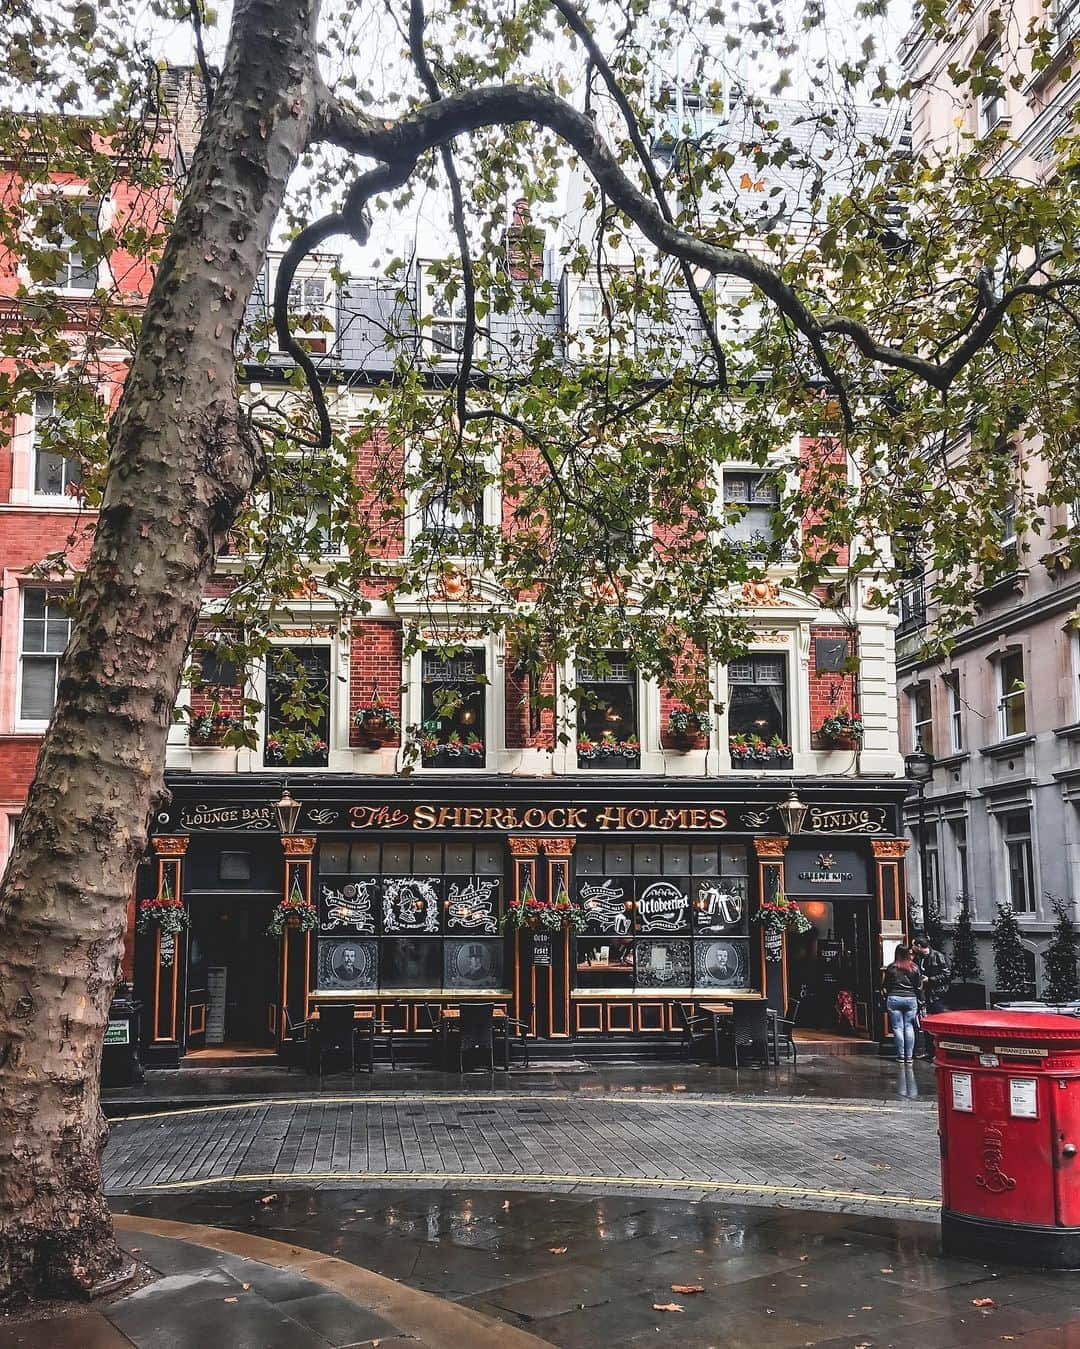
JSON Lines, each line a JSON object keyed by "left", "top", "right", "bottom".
{"left": 0, "top": 0, "right": 321, "bottom": 1305}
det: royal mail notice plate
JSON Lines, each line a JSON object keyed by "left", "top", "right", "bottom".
{"left": 978, "top": 1053, "right": 1000, "bottom": 1067}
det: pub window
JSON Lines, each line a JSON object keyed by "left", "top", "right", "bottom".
{"left": 1001, "top": 810, "right": 1036, "bottom": 914}
{"left": 997, "top": 649, "right": 1026, "bottom": 739}
{"left": 727, "top": 654, "right": 790, "bottom": 764}
{"left": 574, "top": 840, "right": 751, "bottom": 992}
{"left": 576, "top": 651, "right": 640, "bottom": 768}
{"left": 315, "top": 838, "right": 506, "bottom": 994}
{"left": 909, "top": 683, "right": 933, "bottom": 755}
{"left": 30, "top": 393, "right": 85, "bottom": 500}
{"left": 264, "top": 644, "right": 331, "bottom": 767}
{"left": 722, "top": 471, "right": 781, "bottom": 557}
{"left": 420, "top": 649, "right": 487, "bottom": 768}
{"left": 18, "top": 587, "right": 72, "bottom": 724}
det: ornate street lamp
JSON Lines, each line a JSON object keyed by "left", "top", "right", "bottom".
{"left": 904, "top": 738, "right": 936, "bottom": 928}
{"left": 274, "top": 786, "right": 302, "bottom": 837}
{"left": 776, "top": 788, "right": 808, "bottom": 836}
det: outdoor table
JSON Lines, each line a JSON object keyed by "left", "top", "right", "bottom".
{"left": 697, "top": 1002, "right": 734, "bottom": 1064}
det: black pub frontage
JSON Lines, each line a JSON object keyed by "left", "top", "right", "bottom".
{"left": 135, "top": 775, "right": 910, "bottom": 1065}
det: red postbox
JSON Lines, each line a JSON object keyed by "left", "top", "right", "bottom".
{"left": 922, "top": 1010, "right": 1080, "bottom": 1267}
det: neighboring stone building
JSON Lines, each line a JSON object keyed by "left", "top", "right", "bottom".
{"left": 897, "top": 4, "right": 1080, "bottom": 985}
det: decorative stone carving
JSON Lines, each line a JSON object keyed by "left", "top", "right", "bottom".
{"left": 152, "top": 836, "right": 189, "bottom": 857}
{"left": 508, "top": 836, "right": 539, "bottom": 858}
{"left": 434, "top": 566, "right": 471, "bottom": 601}
{"left": 741, "top": 579, "right": 790, "bottom": 606}
{"left": 753, "top": 836, "right": 789, "bottom": 858}
{"left": 281, "top": 835, "right": 317, "bottom": 857}
{"left": 871, "top": 839, "right": 910, "bottom": 860}
{"left": 542, "top": 837, "right": 576, "bottom": 857}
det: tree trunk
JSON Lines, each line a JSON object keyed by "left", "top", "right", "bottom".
{"left": 0, "top": 0, "right": 320, "bottom": 1305}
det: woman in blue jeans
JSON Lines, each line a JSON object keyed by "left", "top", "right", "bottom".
{"left": 883, "top": 946, "right": 924, "bottom": 1062}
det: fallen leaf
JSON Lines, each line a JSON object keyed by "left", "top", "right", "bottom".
{"left": 879, "top": 1267, "right": 894, "bottom": 1274}
{"left": 224, "top": 1297, "right": 238, "bottom": 1304}
{"left": 973, "top": 1297, "right": 996, "bottom": 1308}
{"left": 833, "top": 1154, "right": 846, "bottom": 1161}
{"left": 549, "top": 1246, "right": 567, "bottom": 1255}
{"left": 653, "top": 1303, "right": 684, "bottom": 1313}
{"left": 799, "top": 1254, "right": 810, "bottom": 1262}
{"left": 258, "top": 1193, "right": 278, "bottom": 1205}
{"left": 241, "top": 1283, "right": 251, "bottom": 1291}
{"left": 671, "top": 1284, "right": 705, "bottom": 1295}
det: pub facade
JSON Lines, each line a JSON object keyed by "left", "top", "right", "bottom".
{"left": 138, "top": 774, "right": 910, "bottom": 1064}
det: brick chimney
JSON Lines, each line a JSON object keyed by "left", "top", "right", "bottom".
{"left": 506, "top": 198, "right": 544, "bottom": 280}
{"left": 161, "top": 65, "right": 208, "bottom": 182}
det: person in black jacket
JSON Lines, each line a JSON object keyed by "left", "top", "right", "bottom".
{"left": 882, "top": 946, "right": 924, "bottom": 1062}
{"left": 912, "top": 934, "right": 951, "bottom": 1060}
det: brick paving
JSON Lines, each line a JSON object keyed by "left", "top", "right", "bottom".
{"left": 104, "top": 1091, "right": 941, "bottom": 1219}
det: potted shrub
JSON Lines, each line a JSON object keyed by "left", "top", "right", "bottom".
{"left": 945, "top": 900, "right": 986, "bottom": 1009}
{"left": 667, "top": 706, "right": 712, "bottom": 750}
{"left": 817, "top": 707, "right": 864, "bottom": 750}
{"left": 990, "top": 902, "right": 1036, "bottom": 1005}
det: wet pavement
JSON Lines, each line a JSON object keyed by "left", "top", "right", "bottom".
{"left": 104, "top": 1078, "right": 940, "bottom": 1220}
{"left": 105, "top": 1185, "right": 1080, "bottom": 1348}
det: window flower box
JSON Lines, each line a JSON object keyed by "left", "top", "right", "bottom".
{"left": 729, "top": 733, "right": 792, "bottom": 767}
{"left": 265, "top": 733, "right": 329, "bottom": 766}
{"left": 577, "top": 732, "right": 641, "bottom": 769}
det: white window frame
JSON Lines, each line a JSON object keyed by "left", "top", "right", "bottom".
{"left": 29, "top": 391, "right": 84, "bottom": 503}
{"left": 1000, "top": 809, "right": 1037, "bottom": 916}
{"left": 404, "top": 439, "right": 500, "bottom": 559}
{"left": 977, "top": 43, "right": 1006, "bottom": 135}
{"left": 573, "top": 650, "right": 644, "bottom": 771}
{"left": 909, "top": 682, "right": 933, "bottom": 756}
{"left": 719, "top": 463, "right": 797, "bottom": 562}
{"left": 16, "top": 586, "right": 72, "bottom": 729}
{"left": 21, "top": 188, "right": 107, "bottom": 296}
{"left": 418, "top": 262, "right": 483, "bottom": 362}
{"left": 944, "top": 672, "right": 963, "bottom": 752}
{"left": 404, "top": 635, "right": 501, "bottom": 774}
{"left": 997, "top": 649, "right": 1026, "bottom": 740}
{"left": 258, "top": 639, "right": 337, "bottom": 769}
{"left": 950, "top": 817, "right": 969, "bottom": 918}
{"left": 726, "top": 650, "right": 792, "bottom": 754}
{"left": 1073, "top": 628, "right": 1080, "bottom": 723}
{"left": 1056, "top": 0, "right": 1080, "bottom": 46}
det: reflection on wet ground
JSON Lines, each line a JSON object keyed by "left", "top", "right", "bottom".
{"left": 111, "top": 1185, "right": 1080, "bottom": 1348}
{"left": 104, "top": 1053, "right": 939, "bottom": 1113}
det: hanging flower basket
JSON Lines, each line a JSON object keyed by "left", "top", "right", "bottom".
{"left": 189, "top": 712, "right": 242, "bottom": 747}
{"left": 500, "top": 895, "right": 587, "bottom": 934}
{"left": 667, "top": 707, "right": 713, "bottom": 750}
{"left": 755, "top": 889, "right": 812, "bottom": 935}
{"left": 353, "top": 705, "right": 400, "bottom": 747}
{"left": 137, "top": 895, "right": 189, "bottom": 937}
{"left": 817, "top": 710, "right": 864, "bottom": 750}
{"left": 267, "top": 897, "right": 318, "bottom": 937}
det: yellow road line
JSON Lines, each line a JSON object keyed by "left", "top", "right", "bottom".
{"left": 110, "top": 1092, "right": 903, "bottom": 1124}
{"left": 138, "top": 1167, "right": 940, "bottom": 1210}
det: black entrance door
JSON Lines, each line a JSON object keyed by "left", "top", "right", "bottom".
{"left": 188, "top": 897, "right": 279, "bottom": 1048}
{"left": 785, "top": 899, "right": 873, "bottom": 1034}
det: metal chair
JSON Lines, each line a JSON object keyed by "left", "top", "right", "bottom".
{"left": 419, "top": 1002, "right": 449, "bottom": 1067}
{"left": 497, "top": 1001, "right": 533, "bottom": 1069}
{"left": 313, "top": 1003, "right": 357, "bottom": 1077}
{"left": 357, "top": 1003, "right": 398, "bottom": 1073}
{"left": 457, "top": 1004, "right": 496, "bottom": 1073}
{"left": 730, "top": 1000, "right": 770, "bottom": 1068}
{"left": 674, "top": 1001, "right": 716, "bottom": 1059}
{"left": 280, "top": 1006, "right": 312, "bottom": 1072}
{"left": 767, "top": 1006, "right": 798, "bottom": 1065}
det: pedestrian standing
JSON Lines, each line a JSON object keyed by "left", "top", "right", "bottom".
{"left": 883, "top": 945, "right": 924, "bottom": 1063}
{"left": 912, "top": 933, "right": 951, "bottom": 1060}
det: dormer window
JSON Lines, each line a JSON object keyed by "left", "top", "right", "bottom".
{"left": 285, "top": 272, "right": 332, "bottom": 353}
{"left": 419, "top": 265, "right": 478, "bottom": 360}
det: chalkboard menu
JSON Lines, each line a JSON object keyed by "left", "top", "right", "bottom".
{"left": 445, "top": 877, "right": 500, "bottom": 934}
{"left": 635, "top": 879, "right": 690, "bottom": 934}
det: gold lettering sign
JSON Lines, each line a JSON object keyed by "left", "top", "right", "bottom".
{"left": 348, "top": 804, "right": 728, "bottom": 832}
